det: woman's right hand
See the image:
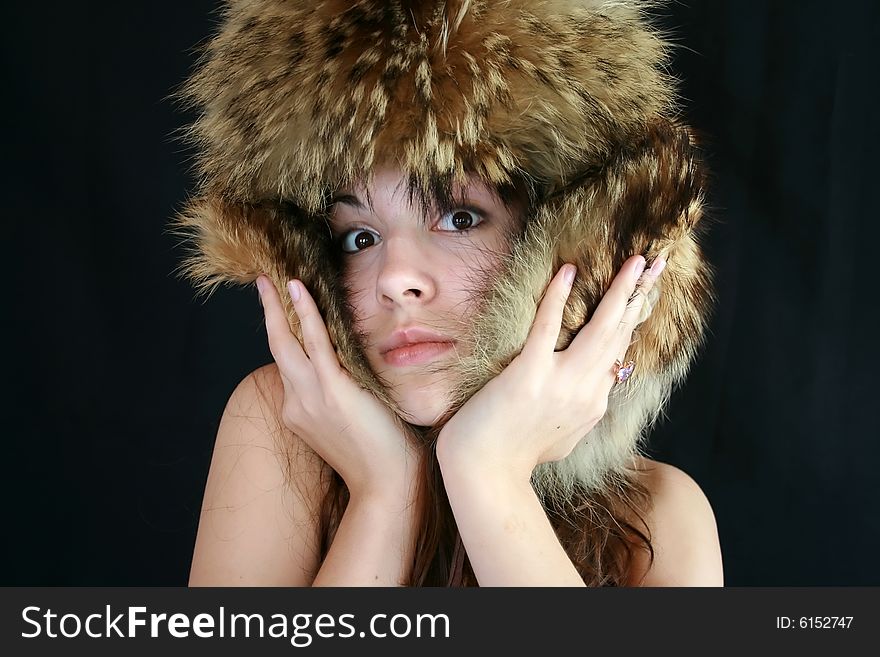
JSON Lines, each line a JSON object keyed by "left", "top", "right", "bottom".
{"left": 255, "top": 274, "right": 420, "bottom": 501}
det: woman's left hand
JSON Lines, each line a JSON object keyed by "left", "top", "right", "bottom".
{"left": 436, "top": 254, "right": 666, "bottom": 482}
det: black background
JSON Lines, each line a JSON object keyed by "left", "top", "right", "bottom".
{"left": 5, "top": 1, "right": 878, "bottom": 585}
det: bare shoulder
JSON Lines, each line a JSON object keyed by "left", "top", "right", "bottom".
{"left": 626, "top": 456, "right": 724, "bottom": 587}
{"left": 189, "top": 363, "right": 330, "bottom": 586}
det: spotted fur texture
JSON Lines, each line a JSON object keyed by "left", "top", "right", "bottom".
{"left": 172, "top": 0, "right": 714, "bottom": 503}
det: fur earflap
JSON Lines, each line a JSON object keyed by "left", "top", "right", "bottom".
{"left": 172, "top": 0, "right": 714, "bottom": 502}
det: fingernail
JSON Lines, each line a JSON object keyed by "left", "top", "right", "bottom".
{"left": 256, "top": 276, "right": 266, "bottom": 296}
{"left": 634, "top": 257, "right": 646, "bottom": 280}
{"left": 649, "top": 257, "right": 667, "bottom": 276}
{"left": 288, "top": 280, "right": 301, "bottom": 302}
{"left": 564, "top": 265, "right": 576, "bottom": 286}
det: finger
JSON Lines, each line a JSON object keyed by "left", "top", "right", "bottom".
{"left": 612, "top": 256, "right": 666, "bottom": 362}
{"left": 286, "top": 279, "right": 342, "bottom": 377}
{"left": 566, "top": 255, "right": 646, "bottom": 362}
{"left": 521, "top": 264, "right": 576, "bottom": 362}
{"left": 256, "top": 275, "right": 312, "bottom": 379}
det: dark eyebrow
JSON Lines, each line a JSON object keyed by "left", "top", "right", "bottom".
{"left": 330, "top": 193, "right": 366, "bottom": 210}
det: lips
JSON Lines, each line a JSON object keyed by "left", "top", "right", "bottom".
{"left": 379, "top": 326, "right": 456, "bottom": 367}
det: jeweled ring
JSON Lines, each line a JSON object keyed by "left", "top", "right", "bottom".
{"left": 614, "top": 359, "right": 636, "bottom": 384}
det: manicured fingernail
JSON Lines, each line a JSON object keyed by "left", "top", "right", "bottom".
{"left": 649, "top": 257, "right": 667, "bottom": 276}
{"left": 634, "top": 257, "right": 646, "bottom": 280}
{"left": 288, "top": 280, "right": 301, "bottom": 302}
{"left": 256, "top": 276, "right": 266, "bottom": 296}
{"left": 564, "top": 265, "right": 576, "bottom": 286}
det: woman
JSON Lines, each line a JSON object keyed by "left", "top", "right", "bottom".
{"left": 177, "top": 0, "right": 723, "bottom": 586}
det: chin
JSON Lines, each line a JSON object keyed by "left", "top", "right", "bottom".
{"left": 393, "top": 392, "right": 449, "bottom": 428}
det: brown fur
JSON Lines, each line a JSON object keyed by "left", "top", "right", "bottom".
{"left": 172, "top": 0, "right": 714, "bottom": 584}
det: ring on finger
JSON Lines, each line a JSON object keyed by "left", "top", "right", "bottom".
{"left": 613, "top": 358, "right": 636, "bottom": 384}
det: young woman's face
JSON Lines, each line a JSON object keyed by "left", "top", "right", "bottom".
{"left": 329, "top": 168, "right": 521, "bottom": 426}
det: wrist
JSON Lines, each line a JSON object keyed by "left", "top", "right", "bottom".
{"left": 345, "top": 448, "right": 423, "bottom": 503}
{"left": 350, "top": 458, "right": 422, "bottom": 509}
{"left": 436, "top": 431, "right": 536, "bottom": 483}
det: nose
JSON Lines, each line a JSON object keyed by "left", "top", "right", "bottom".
{"left": 375, "top": 235, "right": 438, "bottom": 307}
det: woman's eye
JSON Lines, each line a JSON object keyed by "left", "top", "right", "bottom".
{"left": 340, "top": 228, "right": 381, "bottom": 253}
{"left": 437, "top": 208, "right": 484, "bottom": 232}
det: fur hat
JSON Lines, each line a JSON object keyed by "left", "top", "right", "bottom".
{"left": 172, "top": 0, "right": 714, "bottom": 502}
